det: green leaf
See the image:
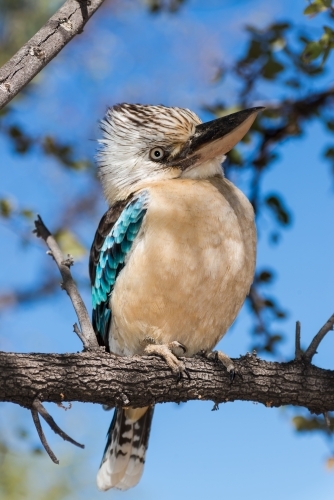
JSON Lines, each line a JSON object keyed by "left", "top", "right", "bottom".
{"left": 262, "top": 57, "right": 284, "bottom": 79}
{"left": 0, "top": 198, "right": 12, "bottom": 218}
{"left": 54, "top": 229, "right": 86, "bottom": 258}
{"left": 321, "top": 46, "right": 332, "bottom": 65}
{"left": 324, "top": 25, "right": 334, "bottom": 36}
{"left": 324, "top": 146, "right": 334, "bottom": 159}
{"left": 326, "top": 121, "right": 334, "bottom": 131}
{"left": 246, "top": 39, "right": 263, "bottom": 60}
{"left": 228, "top": 148, "right": 243, "bottom": 166}
{"left": 270, "top": 22, "right": 290, "bottom": 33}
{"left": 293, "top": 414, "right": 334, "bottom": 432}
{"left": 241, "top": 132, "right": 252, "bottom": 144}
{"left": 8, "top": 125, "right": 32, "bottom": 154}
{"left": 42, "top": 137, "right": 90, "bottom": 170}
{"left": 258, "top": 271, "right": 273, "bottom": 283}
{"left": 303, "top": 0, "right": 328, "bottom": 16}
{"left": 265, "top": 194, "right": 291, "bottom": 226}
{"left": 303, "top": 41, "right": 323, "bottom": 61}
{"left": 20, "top": 209, "right": 34, "bottom": 219}
{"left": 270, "top": 37, "right": 286, "bottom": 51}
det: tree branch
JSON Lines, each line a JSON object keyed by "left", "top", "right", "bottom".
{"left": 1, "top": 350, "right": 334, "bottom": 414}
{"left": 0, "top": 0, "right": 106, "bottom": 110}
{"left": 295, "top": 320, "right": 302, "bottom": 360}
{"left": 31, "top": 397, "right": 84, "bottom": 464}
{"left": 303, "top": 313, "right": 334, "bottom": 362}
{"left": 31, "top": 404, "right": 59, "bottom": 464}
{"left": 33, "top": 215, "right": 98, "bottom": 350}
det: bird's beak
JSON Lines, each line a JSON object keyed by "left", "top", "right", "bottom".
{"left": 167, "top": 107, "right": 265, "bottom": 170}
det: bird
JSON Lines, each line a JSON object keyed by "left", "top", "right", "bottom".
{"left": 89, "top": 102, "right": 260, "bottom": 491}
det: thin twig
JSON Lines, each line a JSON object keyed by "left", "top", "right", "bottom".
{"left": 73, "top": 322, "right": 87, "bottom": 345}
{"left": 33, "top": 398, "right": 84, "bottom": 449}
{"left": 0, "top": 0, "right": 106, "bottom": 110}
{"left": 295, "top": 320, "right": 302, "bottom": 360}
{"left": 303, "top": 313, "right": 334, "bottom": 362}
{"left": 31, "top": 406, "right": 59, "bottom": 464}
{"left": 33, "top": 215, "right": 98, "bottom": 350}
{"left": 324, "top": 412, "right": 332, "bottom": 434}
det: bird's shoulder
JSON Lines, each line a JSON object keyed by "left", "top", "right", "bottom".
{"left": 89, "top": 191, "right": 149, "bottom": 285}
{"left": 89, "top": 198, "right": 129, "bottom": 285}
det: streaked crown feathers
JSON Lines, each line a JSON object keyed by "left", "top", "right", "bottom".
{"left": 97, "top": 103, "right": 202, "bottom": 204}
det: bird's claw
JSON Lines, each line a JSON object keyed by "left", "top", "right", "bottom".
{"left": 204, "top": 350, "right": 236, "bottom": 382}
{"left": 176, "top": 365, "right": 190, "bottom": 383}
{"left": 144, "top": 341, "right": 189, "bottom": 382}
{"left": 229, "top": 368, "right": 235, "bottom": 382}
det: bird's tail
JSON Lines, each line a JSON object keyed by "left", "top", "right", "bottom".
{"left": 96, "top": 405, "right": 154, "bottom": 491}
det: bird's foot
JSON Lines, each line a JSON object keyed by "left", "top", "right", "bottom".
{"left": 142, "top": 338, "right": 190, "bottom": 381}
{"left": 204, "top": 350, "right": 235, "bottom": 382}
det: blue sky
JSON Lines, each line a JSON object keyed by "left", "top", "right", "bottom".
{"left": 1, "top": 0, "right": 334, "bottom": 498}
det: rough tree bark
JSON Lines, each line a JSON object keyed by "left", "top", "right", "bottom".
{"left": 1, "top": 350, "right": 334, "bottom": 414}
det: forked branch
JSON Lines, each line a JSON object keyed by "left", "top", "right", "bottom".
{"left": 34, "top": 215, "right": 98, "bottom": 350}
{"left": 303, "top": 313, "right": 334, "bottom": 362}
{"left": 31, "top": 398, "right": 84, "bottom": 464}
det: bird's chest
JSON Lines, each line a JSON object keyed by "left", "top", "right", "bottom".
{"left": 142, "top": 185, "right": 243, "bottom": 279}
{"left": 110, "top": 179, "right": 256, "bottom": 356}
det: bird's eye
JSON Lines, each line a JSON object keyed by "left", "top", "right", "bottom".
{"left": 149, "top": 147, "right": 165, "bottom": 161}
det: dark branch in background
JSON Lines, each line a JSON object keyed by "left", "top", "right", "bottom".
{"left": 33, "top": 215, "right": 98, "bottom": 350}
{"left": 303, "top": 313, "right": 334, "bottom": 362}
{"left": 295, "top": 321, "right": 302, "bottom": 360}
{"left": 292, "top": 315, "right": 334, "bottom": 364}
{"left": 0, "top": 276, "right": 61, "bottom": 311}
{"left": 227, "top": 87, "right": 334, "bottom": 354}
{"left": 251, "top": 88, "right": 334, "bottom": 201}
{"left": 0, "top": 0, "right": 106, "bottom": 110}
{"left": 0, "top": 188, "right": 102, "bottom": 314}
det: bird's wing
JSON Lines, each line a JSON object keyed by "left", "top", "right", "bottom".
{"left": 89, "top": 191, "right": 149, "bottom": 349}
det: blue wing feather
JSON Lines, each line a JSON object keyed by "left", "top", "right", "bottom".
{"left": 90, "top": 191, "right": 149, "bottom": 349}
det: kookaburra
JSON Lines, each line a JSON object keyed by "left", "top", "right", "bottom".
{"left": 89, "top": 103, "right": 261, "bottom": 491}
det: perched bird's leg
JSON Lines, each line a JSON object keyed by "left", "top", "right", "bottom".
{"left": 141, "top": 337, "right": 190, "bottom": 381}
{"left": 204, "top": 350, "right": 235, "bottom": 382}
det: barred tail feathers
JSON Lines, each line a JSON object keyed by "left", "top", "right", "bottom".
{"left": 97, "top": 406, "right": 154, "bottom": 491}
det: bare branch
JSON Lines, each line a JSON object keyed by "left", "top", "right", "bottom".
{"left": 33, "top": 215, "right": 98, "bottom": 350}
{"left": 33, "top": 398, "right": 84, "bottom": 449}
{"left": 0, "top": 0, "right": 106, "bottom": 110}
{"left": 324, "top": 412, "right": 331, "bottom": 434}
{"left": 73, "top": 322, "right": 87, "bottom": 345}
{"left": 295, "top": 320, "right": 302, "bottom": 360}
{"left": 31, "top": 398, "right": 84, "bottom": 463}
{"left": 31, "top": 404, "right": 59, "bottom": 464}
{"left": 1, "top": 350, "right": 334, "bottom": 415}
{"left": 303, "top": 313, "right": 334, "bottom": 362}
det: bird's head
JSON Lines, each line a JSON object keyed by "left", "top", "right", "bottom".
{"left": 97, "top": 103, "right": 263, "bottom": 203}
